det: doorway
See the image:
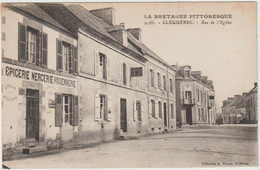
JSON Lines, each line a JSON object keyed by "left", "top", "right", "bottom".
{"left": 26, "top": 89, "right": 40, "bottom": 141}
{"left": 120, "top": 98, "right": 127, "bottom": 132}
{"left": 186, "top": 107, "right": 192, "bottom": 125}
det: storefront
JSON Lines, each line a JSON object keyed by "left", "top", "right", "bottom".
{"left": 2, "top": 62, "right": 78, "bottom": 147}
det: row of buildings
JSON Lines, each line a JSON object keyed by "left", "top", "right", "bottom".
{"left": 222, "top": 83, "right": 258, "bottom": 124}
{"left": 1, "top": 3, "right": 216, "bottom": 153}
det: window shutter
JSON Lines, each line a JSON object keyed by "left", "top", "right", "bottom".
{"left": 107, "top": 96, "right": 112, "bottom": 122}
{"left": 107, "top": 56, "right": 110, "bottom": 80}
{"left": 148, "top": 99, "right": 152, "bottom": 118}
{"left": 72, "top": 96, "right": 78, "bottom": 126}
{"left": 55, "top": 93, "right": 63, "bottom": 127}
{"left": 154, "top": 72, "right": 157, "bottom": 88}
{"left": 56, "top": 39, "right": 62, "bottom": 71}
{"left": 42, "top": 33, "right": 48, "bottom": 68}
{"left": 161, "top": 102, "right": 164, "bottom": 119}
{"left": 18, "top": 23, "right": 26, "bottom": 62}
{"left": 72, "top": 46, "right": 77, "bottom": 75}
{"left": 104, "top": 96, "right": 108, "bottom": 121}
{"left": 94, "top": 51, "right": 100, "bottom": 78}
{"left": 133, "top": 100, "right": 137, "bottom": 121}
{"left": 94, "top": 93, "right": 100, "bottom": 121}
{"left": 36, "top": 32, "right": 41, "bottom": 67}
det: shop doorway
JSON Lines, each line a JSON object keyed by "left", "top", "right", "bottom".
{"left": 120, "top": 98, "right": 127, "bottom": 132}
{"left": 26, "top": 89, "right": 40, "bottom": 141}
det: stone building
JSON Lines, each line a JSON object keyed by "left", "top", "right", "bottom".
{"left": 174, "top": 65, "right": 216, "bottom": 126}
{"left": 2, "top": 4, "right": 78, "bottom": 151}
{"left": 222, "top": 83, "right": 257, "bottom": 124}
{"left": 2, "top": 3, "right": 177, "bottom": 152}
{"left": 246, "top": 83, "right": 258, "bottom": 123}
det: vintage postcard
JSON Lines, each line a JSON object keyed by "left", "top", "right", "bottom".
{"left": 1, "top": 1, "right": 258, "bottom": 168}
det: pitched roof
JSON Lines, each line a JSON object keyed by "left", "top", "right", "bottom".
{"left": 5, "top": 3, "right": 72, "bottom": 35}
{"left": 65, "top": 5, "right": 118, "bottom": 41}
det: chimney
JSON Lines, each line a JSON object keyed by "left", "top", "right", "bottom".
{"left": 90, "top": 7, "right": 115, "bottom": 26}
{"left": 254, "top": 82, "right": 258, "bottom": 87}
{"left": 243, "top": 92, "right": 247, "bottom": 96}
{"left": 127, "top": 28, "right": 142, "bottom": 41}
{"left": 228, "top": 97, "right": 234, "bottom": 100}
{"left": 234, "top": 95, "right": 242, "bottom": 98}
{"left": 108, "top": 23, "right": 128, "bottom": 47}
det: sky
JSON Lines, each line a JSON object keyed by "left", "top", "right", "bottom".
{"left": 82, "top": 2, "right": 257, "bottom": 112}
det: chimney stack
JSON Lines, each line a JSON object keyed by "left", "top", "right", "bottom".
{"left": 127, "top": 28, "right": 142, "bottom": 41}
{"left": 254, "top": 82, "right": 258, "bottom": 87}
{"left": 90, "top": 7, "right": 115, "bottom": 26}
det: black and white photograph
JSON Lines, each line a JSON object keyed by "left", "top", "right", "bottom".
{"left": 1, "top": 1, "right": 258, "bottom": 168}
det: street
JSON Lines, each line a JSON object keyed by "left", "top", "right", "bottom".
{"left": 3, "top": 125, "right": 258, "bottom": 168}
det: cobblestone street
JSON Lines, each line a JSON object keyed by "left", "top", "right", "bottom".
{"left": 3, "top": 125, "right": 258, "bottom": 168}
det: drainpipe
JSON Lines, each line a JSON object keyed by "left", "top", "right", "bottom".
{"left": 166, "top": 66, "right": 170, "bottom": 130}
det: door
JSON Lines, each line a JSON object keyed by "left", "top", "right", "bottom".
{"left": 164, "top": 103, "right": 167, "bottom": 127}
{"left": 186, "top": 107, "right": 192, "bottom": 125}
{"left": 120, "top": 98, "right": 127, "bottom": 132}
{"left": 26, "top": 89, "right": 40, "bottom": 141}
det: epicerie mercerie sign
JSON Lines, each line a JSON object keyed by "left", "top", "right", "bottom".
{"left": 3, "top": 64, "right": 76, "bottom": 88}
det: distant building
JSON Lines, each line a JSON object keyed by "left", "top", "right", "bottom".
{"left": 221, "top": 82, "right": 257, "bottom": 124}
{"left": 246, "top": 83, "right": 258, "bottom": 123}
{"left": 174, "top": 65, "right": 216, "bottom": 126}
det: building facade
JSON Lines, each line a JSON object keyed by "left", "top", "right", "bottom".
{"left": 246, "top": 83, "right": 258, "bottom": 123}
{"left": 2, "top": 4, "right": 79, "bottom": 149}
{"left": 222, "top": 83, "right": 257, "bottom": 124}
{"left": 174, "top": 65, "right": 216, "bottom": 126}
{"left": 2, "top": 3, "right": 177, "bottom": 152}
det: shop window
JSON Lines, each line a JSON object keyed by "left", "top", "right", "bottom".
{"left": 158, "top": 101, "right": 162, "bottom": 118}
{"left": 18, "top": 23, "right": 48, "bottom": 68}
{"left": 55, "top": 93, "right": 78, "bottom": 127}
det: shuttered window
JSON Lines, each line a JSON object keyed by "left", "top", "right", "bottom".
{"left": 171, "top": 104, "right": 174, "bottom": 119}
{"left": 158, "top": 101, "right": 162, "bottom": 118}
{"left": 55, "top": 93, "right": 78, "bottom": 127}
{"left": 94, "top": 93, "right": 111, "bottom": 122}
{"left": 18, "top": 23, "right": 48, "bottom": 67}
{"left": 151, "top": 100, "right": 155, "bottom": 117}
{"left": 56, "top": 40, "right": 77, "bottom": 74}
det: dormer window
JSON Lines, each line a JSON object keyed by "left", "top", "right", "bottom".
{"left": 184, "top": 70, "right": 190, "bottom": 78}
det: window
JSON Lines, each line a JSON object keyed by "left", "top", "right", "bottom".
{"left": 136, "top": 101, "right": 142, "bottom": 121}
{"left": 2, "top": 16, "right": 5, "bottom": 24}
{"left": 2, "top": 32, "right": 6, "bottom": 41}
{"left": 157, "top": 73, "right": 161, "bottom": 89}
{"left": 151, "top": 100, "right": 155, "bottom": 117}
{"left": 163, "top": 75, "right": 166, "bottom": 90}
{"left": 18, "top": 24, "right": 48, "bottom": 68}
{"left": 201, "top": 108, "right": 204, "bottom": 121}
{"left": 200, "top": 91, "right": 203, "bottom": 103}
{"left": 184, "top": 70, "right": 190, "bottom": 77}
{"left": 123, "top": 63, "right": 126, "bottom": 85}
{"left": 63, "top": 95, "right": 73, "bottom": 125}
{"left": 99, "top": 95, "right": 108, "bottom": 121}
{"left": 27, "top": 29, "right": 37, "bottom": 64}
{"left": 158, "top": 101, "right": 162, "bottom": 118}
{"left": 171, "top": 104, "right": 174, "bottom": 118}
{"left": 150, "top": 69, "right": 154, "bottom": 87}
{"left": 62, "top": 43, "right": 72, "bottom": 72}
{"left": 55, "top": 94, "right": 78, "bottom": 127}
{"left": 170, "top": 79, "right": 173, "bottom": 93}
{"left": 197, "top": 89, "right": 200, "bottom": 102}
{"left": 198, "top": 108, "right": 200, "bottom": 120}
